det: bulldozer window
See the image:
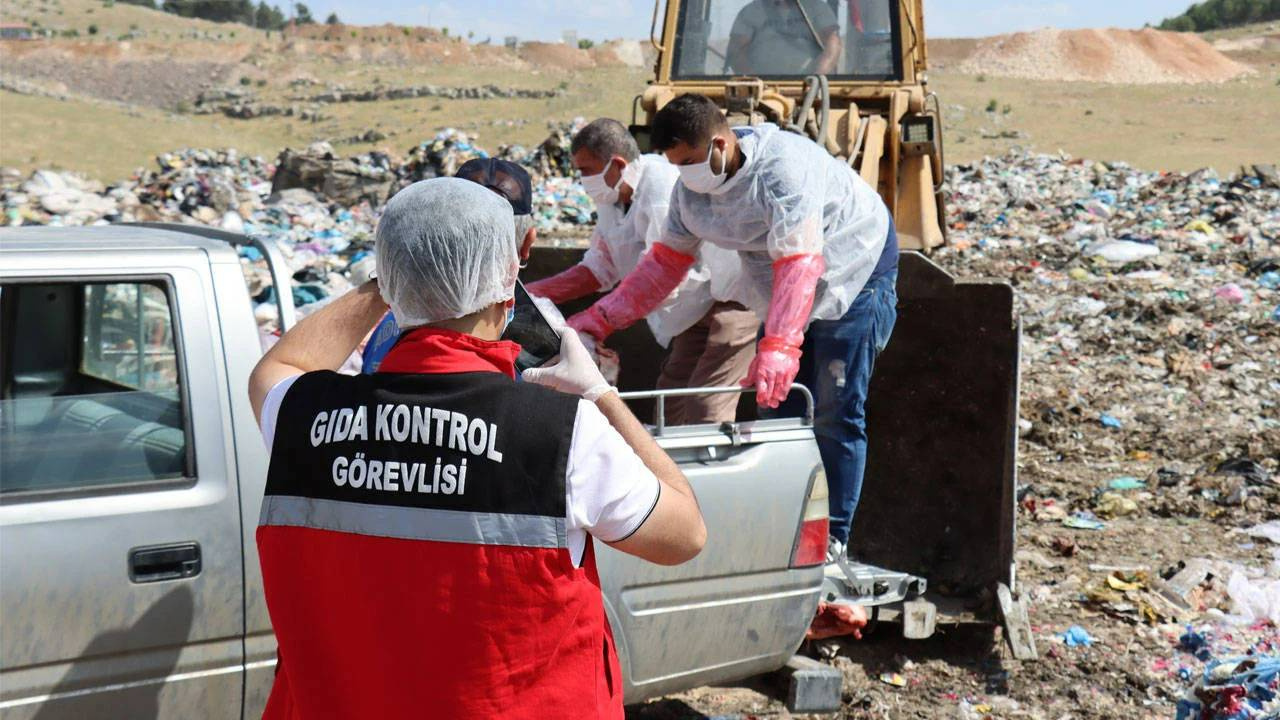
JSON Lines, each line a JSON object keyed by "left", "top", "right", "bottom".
{"left": 671, "top": 0, "right": 900, "bottom": 81}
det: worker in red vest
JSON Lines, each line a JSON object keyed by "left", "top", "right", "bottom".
{"left": 248, "top": 177, "right": 706, "bottom": 719}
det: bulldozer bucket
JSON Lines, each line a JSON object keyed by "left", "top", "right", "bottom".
{"left": 524, "top": 247, "right": 1019, "bottom": 609}
{"left": 852, "top": 252, "right": 1019, "bottom": 604}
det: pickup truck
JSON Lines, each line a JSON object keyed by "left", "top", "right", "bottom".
{"left": 0, "top": 224, "right": 831, "bottom": 717}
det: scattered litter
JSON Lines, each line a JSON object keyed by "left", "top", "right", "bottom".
{"left": 878, "top": 672, "right": 907, "bottom": 687}
{"left": 1243, "top": 521, "right": 1280, "bottom": 545}
{"left": 1094, "top": 491, "right": 1139, "bottom": 518}
{"left": 1214, "top": 283, "right": 1248, "bottom": 304}
{"left": 1086, "top": 238, "right": 1160, "bottom": 264}
{"left": 1064, "top": 513, "right": 1107, "bottom": 531}
{"left": 1058, "top": 625, "right": 1095, "bottom": 647}
{"left": 1175, "top": 655, "right": 1280, "bottom": 720}
{"left": 1108, "top": 476, "right": 1146, "bottom": 491}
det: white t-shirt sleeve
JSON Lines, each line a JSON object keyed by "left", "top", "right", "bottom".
{"left": 258, "top": 374, "right": 302, "bottom": 453}
{"left": 564, "top": 399, "right": 662, "bottom": 566}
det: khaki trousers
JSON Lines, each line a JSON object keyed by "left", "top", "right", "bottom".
{"left": 655, "top": 302, "right": 759, "bottom": 425}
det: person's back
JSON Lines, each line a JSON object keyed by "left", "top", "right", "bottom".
{"left": 258, "top": 365, "right": 609, "bottom": 718}
{"left": 249, "top": 178, "right": 706, "bottom": 719}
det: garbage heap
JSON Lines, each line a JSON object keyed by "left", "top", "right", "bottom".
{"left": 939, "top": 151, "right": 1279, "bottom": 719}
{"left": 940, "top": 151, "right": 1278, "bottom": 510}
{"left": 0, "top": 120, "right": 597, "bottom": 329}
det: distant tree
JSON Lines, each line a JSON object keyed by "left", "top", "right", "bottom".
{"left": 325, "top": 11, "right": 339, "bottom": 24}
{"left": 254, "top": 1, "right": 286, "bottom": 30}
{"left": 118, "top": 0, "right": 156, "bottom": 7}
{"left": 88, "top": 23, "right": 98, "bottom": 34}
{"left": 1158, "top": 0, "right": 1279, "bottom": 31}
{"left": 577, "top": 38, "right": 594, "bottom": 49}
{"left": 293, "top": 2, "right": 314, "bottom": 24}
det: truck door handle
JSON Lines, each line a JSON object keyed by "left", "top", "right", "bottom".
{"left": 129, "top": 542, "right": 202, "bottom": 583}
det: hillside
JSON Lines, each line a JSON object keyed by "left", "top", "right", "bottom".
{"left": 0, "top": 0, "right": 270, "bottom": 39}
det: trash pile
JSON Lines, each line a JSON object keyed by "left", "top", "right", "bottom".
{"left": 1, "top": 120, "right": 598, "bottom": 331}
{"left": 942, "top": 151, "right": 1279, "bottom": 524}
{"left": 939, "top": 150, "right": 1279, "bottom": 718}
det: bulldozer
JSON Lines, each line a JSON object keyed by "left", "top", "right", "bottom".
{"left": 526, "top": 0, "right": 1026, "bottom": 658}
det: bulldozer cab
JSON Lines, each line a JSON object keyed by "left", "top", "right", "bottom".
{"left": 637, "top": 0, "right": 946, "bottom": 252}
{"left": 529, "top": 0, "right": 1021, "bottom": 628}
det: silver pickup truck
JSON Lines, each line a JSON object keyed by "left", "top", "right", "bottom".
{"left": 0, "top": 225, "right": 832, "bottom": 717}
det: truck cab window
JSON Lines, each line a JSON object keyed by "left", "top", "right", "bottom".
{"left": 0, "top": 280, "right": 191, "bottom": 495}
{"left": 672, "top": 0, "right": 899, "bottom": 80}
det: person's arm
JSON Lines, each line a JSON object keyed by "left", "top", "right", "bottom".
{"left": 524, "top": 329, "right": 705, "bottom": 565}
{"left": 567, "top": 189, "right": 701, "bottom": 342}
{"left": 525, "top": 264, "right": 603, "bottom": 304}
{"left": 814, "top": 26, "right": 842, "bottom": 74}
{"left": 743, "top": 253, "right": 824, "bottom": 408}
{"left": 726, "top": 32, "right": 753, "bottom": 74}
{"left": 249, "top": 280, "right": 388, "bottom": 423}
{"left": 566, "top": 242, "right": 696, "bottom": 341}
{"left": 592, "top": 392, "right": 704, "bottom": 564}
{"left": 726, "top": 5, "right": 756, "bottom": 73}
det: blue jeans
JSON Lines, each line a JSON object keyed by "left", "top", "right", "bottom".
{"left": 765, "top": 270, "right": 898, "bottom": 544}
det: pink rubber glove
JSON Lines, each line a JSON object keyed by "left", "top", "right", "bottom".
{"left": 744, "top": 253, "right": 826, "bottom": 408}
{"left": 567, "top": 243, "right": 695, "bottom": 342}
{"left": 526, "top": 265, "right": 602, "bottom": 304}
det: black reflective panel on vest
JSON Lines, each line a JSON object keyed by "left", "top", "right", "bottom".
{"left": 265, "top": 371, "right": 577, "bottom": 522}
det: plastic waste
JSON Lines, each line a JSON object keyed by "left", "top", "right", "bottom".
{"left": 1108, "top": 476, "right": 1146, "bottom": 491}
{"left": 1085, "top": 239, "right": 1160, "bottom": 264}
{"left": 1214, "top": 283, "right": 1247, "bottom": 304}
{"left": 1243, "top": 521, "right": 1280, "bottom": 545}
{"left": 1058, "top": 625, "right": 1094, "bottom": 646}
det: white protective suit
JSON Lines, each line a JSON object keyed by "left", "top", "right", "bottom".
{"left": 662, "top": 123, "right": 890, "bottom": 323}
{"left": 581, "top": 154, "right": 745, "bottom": 347}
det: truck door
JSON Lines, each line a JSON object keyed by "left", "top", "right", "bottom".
{"left": 0, "top": 259, "right": 244, "bottom": 718}
{"left": 596, "top": 414, "right": 828, "bottom": 704}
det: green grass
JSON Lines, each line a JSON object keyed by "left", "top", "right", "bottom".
{"left": 0, "top": 0, "right": 269, "bottom": 39}
{"left": 0, "top": 91, "right": 295, "bottom": 179}
{"left": 930, "top": 66, "right": 1280, "bottom": 173}
{"left": 0, "top": 66, "right": 648, "bottom": 182}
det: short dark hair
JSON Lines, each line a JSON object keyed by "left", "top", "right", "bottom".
{"left": 454, "top": 158, "right": 532, "bottom": 216}
{"left": 570, "top": 118, "right": 639, "bottom": 162}
{"left": 651, "top": 94, "right": 729, "bottom": 152}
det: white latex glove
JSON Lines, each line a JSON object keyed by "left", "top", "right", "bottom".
{"left": 523, "top": 328, "right": 615, "bottom": 401}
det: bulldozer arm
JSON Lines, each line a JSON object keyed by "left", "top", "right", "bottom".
{"left": 525, "top": 247, "right": 1020, "bottom": 612}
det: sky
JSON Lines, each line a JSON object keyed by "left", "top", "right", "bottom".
{"left": 295, "top": 0, "right": 1199, "bottom": 43}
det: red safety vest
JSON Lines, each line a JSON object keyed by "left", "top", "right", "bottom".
{"left": 257, "top": 327, "right": 624, "bottom": 719}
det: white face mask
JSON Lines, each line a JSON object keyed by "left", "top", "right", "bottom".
{"left": 581, "top": 159, "right": 623, "bottom": 207}
{"left": 677, "top": 141, "right": 727, "bottom": 194}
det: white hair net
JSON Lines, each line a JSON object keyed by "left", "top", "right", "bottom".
{"left": 375, "top": 177, "right": 518, "bottom": 327}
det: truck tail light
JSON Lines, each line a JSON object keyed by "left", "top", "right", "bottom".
{"left": 790, "top": 467, "right": 830, "bottom": 568}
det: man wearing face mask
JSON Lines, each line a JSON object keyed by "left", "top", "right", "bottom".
{"left": 566, "top": 94, "right": 898, "bottom": 563}
{"left": 529, "top": 117, "right": 757, "bottom": 425}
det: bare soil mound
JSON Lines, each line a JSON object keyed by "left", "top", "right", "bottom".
{"left": 957, "top": 28, "right": 1254, "bottom": 84}
{"left": 0, "top": 41, "right": 239, "bottom": 108}
{"left": 518, "top": 42, "right": 598, "bottom": 71}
